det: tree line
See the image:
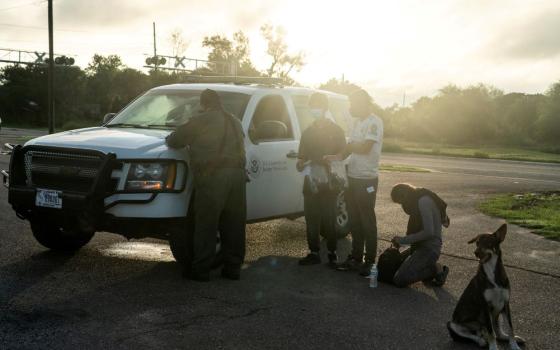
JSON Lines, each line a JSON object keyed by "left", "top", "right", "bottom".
{"left": 320, "top": 79, "right": 560, "bottom": 149}
{"left": 0, "top": 26, "right": 558, "bottom": 149}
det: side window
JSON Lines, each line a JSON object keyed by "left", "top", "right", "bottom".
{"left": 292, "top": 94, "right": 314, "bottom": 133}
{"left": 329, "top": 98, "right": 351, "bottom": 135}
{"left": 249, "top": 95, "right": 294, "bottom": 143}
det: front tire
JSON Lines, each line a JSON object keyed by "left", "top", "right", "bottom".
{"left": 168, "top": 212, "right": 223, "bottom": 269}
{"left": 30, "top": 221, "right": 94, "bottom": 251}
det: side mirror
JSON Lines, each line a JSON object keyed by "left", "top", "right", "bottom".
{"left": 255, "top": 120, "right": 288, "bottom": 141}
{"left": 102, "top": 113, "right": 116, "bottom": 125}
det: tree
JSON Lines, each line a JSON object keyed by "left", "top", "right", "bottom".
{"left": 260, "top": 24, "right": 304, "bottom": 81}
{"left": 536, "top": 81, "right": 560, "bottom": 145}
{"left": 319, "top": 78, "right": 362, "bottom": 96}
{"left": 169, "top": 28, "right": 189, "bottom": 57}
{"left": 85, "top": 54, "right": 123, "bottom": 76}
{"left": 85, "top": 54, "right": 127, "bottom": 116}
{"left": 201, "top": 31, "right": 260, "bottom": 76}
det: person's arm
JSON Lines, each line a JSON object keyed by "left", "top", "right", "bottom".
{"left": 396, "top": 197, "right": 437, "bottom": 245}
{"left": 346, "top": 140, "right": 375, "bottom": 155}
{"left": 296, "top": 131, "right": 308, "bottom": 172}
{"left": 165, "top": 118, "right": 198, "bottom": 149}
{"left": 350, "top": 117, "right": 380, "bottom": 154}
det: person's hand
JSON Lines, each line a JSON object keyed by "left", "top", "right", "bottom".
{"left": 296, "top": 159, "right": 306, "bottom": 172}
{"left": 391, "top": 236, "right": 402, "bottom": 248}
{"left": 323, "top": 154, "right": 341, "bottom": 163}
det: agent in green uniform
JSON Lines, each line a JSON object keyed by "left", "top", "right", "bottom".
{"left": 166, "top": 89, "right": 246, "bottom": 281}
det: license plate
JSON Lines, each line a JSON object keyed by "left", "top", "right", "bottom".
{"left": 35, "top": 188, "right": 63, "bottom": 209}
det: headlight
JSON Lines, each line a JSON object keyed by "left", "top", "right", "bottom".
{"left": 126, "top": 162, "right": 177, "bottom": 191}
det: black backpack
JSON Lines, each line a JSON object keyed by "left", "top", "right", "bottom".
{"left": 377, "top": 246, "right": 406, "bottom": 284}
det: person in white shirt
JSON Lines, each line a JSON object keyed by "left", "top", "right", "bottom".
{"left": 325, "top": 89, "right": 383, "bottom": 276}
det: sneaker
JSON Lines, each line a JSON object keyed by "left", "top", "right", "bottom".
{"left": 299, "top": 253, "right": 321, "bottom": 266}
{"left": 359, "top": 260, "right": 375, "bottom": 277}
{"left": 336, "top": 255, "right": 362, "bottom": 271}
{"left": 327, "top": 252, "right": 338, "bottom": 268}
{"left": 433, "top": 265, "right": 449, "bottom": 286}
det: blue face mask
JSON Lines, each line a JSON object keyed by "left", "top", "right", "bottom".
{"left": 310, "top": 108, "right": 324, "bottom": 119}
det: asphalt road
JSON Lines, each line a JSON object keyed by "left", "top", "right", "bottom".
{"left": 1, "top": 131, "right": 559, "bottom": 349}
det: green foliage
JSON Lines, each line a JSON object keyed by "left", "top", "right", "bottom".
{"left": 202, "top": 31, "right": 261, "bottom": 76}
{"left": 381, "top": 138, "right": 560, "bottom": 163}
{"left": 479, "top": 192, "right": 560, "bottom": 240}
{"left": 319, "top": 78, "right": 362, "bottom": 96}
{"left": 363, "top": 80, "right": 559, "bottom": 149}
{"left": 536, "top": 82, "right": 560, "bottom": 144}
{"left": 260, "top": 24, "right": 304, "bottom": 81}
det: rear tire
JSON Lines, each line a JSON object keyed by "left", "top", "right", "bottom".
{"left": 30, "top": 221, "right": 94, "bottom": 251}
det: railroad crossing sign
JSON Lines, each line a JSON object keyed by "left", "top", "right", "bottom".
{"left": 144, "top": 54, "right": 235, "bottom": 75}
{"left": 0, "top": 48, "right": 75, "bottom": 66}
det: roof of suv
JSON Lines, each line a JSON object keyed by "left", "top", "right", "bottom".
{"left": 152, "top": 83, "right": 347, "bottom": 99}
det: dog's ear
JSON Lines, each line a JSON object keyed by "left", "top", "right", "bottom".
{"left": 494, "top": 224, "right": 507, "bottom": 242}
{"left": 468, "top": 235, "right": 480, "bottom": 244}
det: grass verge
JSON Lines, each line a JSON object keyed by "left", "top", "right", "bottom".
{"left": 379, "top": 164, "right": 431, "bottom": 173}
{"left": 383, "top": 140, "right": 560, "bottom": 164}
{"left": 479, "top": 192, "right": 560, "bottom": 240}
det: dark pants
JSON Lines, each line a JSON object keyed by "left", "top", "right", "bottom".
{"left": 191, "top": 168, "right": 246, "bottom": 276}
{"left": 303, "top": 185, "right": 337, "bottom": 253}
{"left": 347, "top": 177, "right": 378, "bottom": 262}
{"left": 393, "top": 248, "right": 439, "bottom": 288}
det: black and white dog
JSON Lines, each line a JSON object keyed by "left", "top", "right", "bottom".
{"left": 447, "top": 224, "right": 525, "bottom": 350}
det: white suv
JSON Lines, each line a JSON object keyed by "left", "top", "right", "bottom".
{"left": 3, "top": 81, "right": 351, "bottom": 262}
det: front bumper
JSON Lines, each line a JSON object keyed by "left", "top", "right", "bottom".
{"left": 5, "top": 145, "right": 189, "bottom": 235}
{"left": 7, "top": 145, "right": 116, "bottom": 221}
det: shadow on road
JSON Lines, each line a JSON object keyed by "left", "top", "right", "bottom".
{"left": 0, "top": 244, "right": 467, "bottom": 349}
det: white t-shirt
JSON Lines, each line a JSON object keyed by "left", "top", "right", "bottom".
{"left": 347, "top": 114, "right": 384, "bottom": 179}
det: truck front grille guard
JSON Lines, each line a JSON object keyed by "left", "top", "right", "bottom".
{"left": 8, "top": 145, "right": 117, "bottom": 214}
{"left": 22, "top": 149, "right": 103, "bottom": 188}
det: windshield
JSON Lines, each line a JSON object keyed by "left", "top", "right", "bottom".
{"left": 107, "top": 90, "right": 251, "bottom": 128}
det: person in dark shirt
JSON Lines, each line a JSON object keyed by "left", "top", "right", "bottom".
{"left": 297, "top": 93, "right": 346, "bottom": 266}
{"left": 390, "top": 183, "right": 450, "bottom": 287}
{"left": 166, "top": 89, "right": 246, "bottom": 281}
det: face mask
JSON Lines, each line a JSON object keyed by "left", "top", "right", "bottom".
{"left": 310, "top": 108, "right": 324, "bottom": 119}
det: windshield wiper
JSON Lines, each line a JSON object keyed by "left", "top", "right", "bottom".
{"left": 106, "top": 123, "right": 140, "bottom": 128}
{"left": 143, "top": 124, "right": 176, "bottom": 129}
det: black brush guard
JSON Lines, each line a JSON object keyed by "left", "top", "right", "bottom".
{"left": 6, "top": 145, "right": 116, "bottom": 225}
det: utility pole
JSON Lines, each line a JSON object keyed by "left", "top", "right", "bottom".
{"left": 153, "top": 22, "right": 157, "bottom": 71}
{"left": 402, "top": 91, "right": 406, "bottom": 107}
{"left": 47, "top": 0, "right": 55, "bottom": 134}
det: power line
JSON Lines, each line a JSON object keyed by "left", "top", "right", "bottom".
{"left": 0, "top": 0, "right": 46, "bottom": 13}
{"left": 0, "top": 22, "right": 87, "bottom": 33}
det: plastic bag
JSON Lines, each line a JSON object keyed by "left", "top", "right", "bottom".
{"left": 328, "top": 160, "right": 348, "bottom": 191}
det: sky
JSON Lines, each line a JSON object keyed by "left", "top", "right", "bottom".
{"left": 1, "top": 0, "right": 560, "bottom": 106}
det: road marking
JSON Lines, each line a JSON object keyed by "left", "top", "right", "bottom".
{"left": 437, "top": 170, "right": 560, "bottom": 185}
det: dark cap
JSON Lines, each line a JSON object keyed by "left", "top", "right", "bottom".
{"left": 200, "top": 89, "right": 222, "bottom": 110}
{"left": 308, "top": 92, "right": 329, "bottom": 109}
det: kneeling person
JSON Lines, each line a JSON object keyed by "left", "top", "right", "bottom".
{"left": 390, "top": 183, "right": 450, "bottom": 287}
{"left": 297, "top": 93, "right": 346, "bottom": 267}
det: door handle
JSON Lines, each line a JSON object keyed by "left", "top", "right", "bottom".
{"left": 286, "top": 150, "right": 298, "bottom": 159}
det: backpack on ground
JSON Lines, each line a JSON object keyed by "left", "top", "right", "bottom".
{"left": 377, "top": 245, "right": 406, "bottom": 284}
